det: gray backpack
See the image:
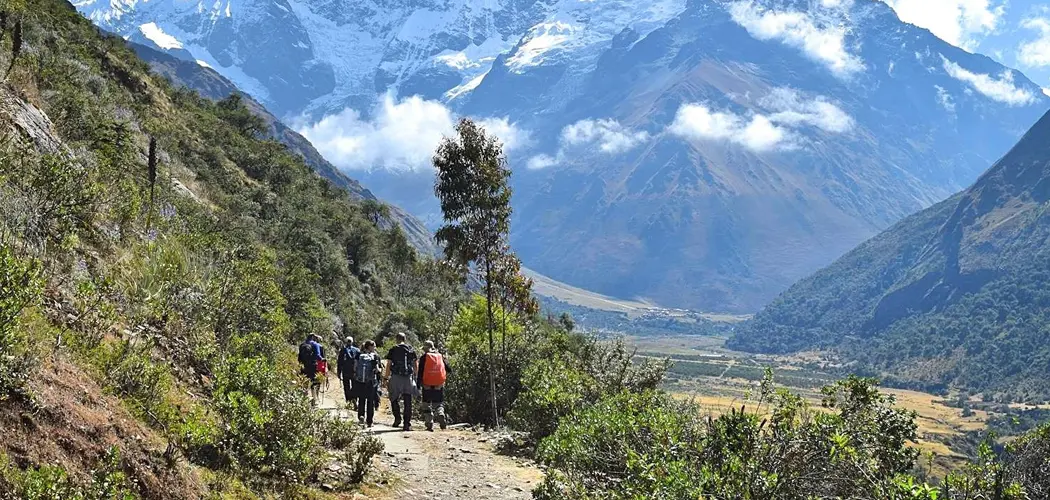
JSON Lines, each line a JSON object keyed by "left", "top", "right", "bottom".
{"left": 356, "top": 352, "right": 378, "bottom": 383}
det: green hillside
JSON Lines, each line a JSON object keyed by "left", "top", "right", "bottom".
{"left": 0, "top": 0, "right": 461, "bottom": 495}
{"left": 731, "top": 110, "right": 1050, "bottom": 401}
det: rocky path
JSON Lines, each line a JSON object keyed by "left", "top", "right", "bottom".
{"left": 318, "top": 379, "right": 542, "bottom": 499}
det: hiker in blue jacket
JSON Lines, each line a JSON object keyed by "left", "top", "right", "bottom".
{"left": 298, "top": 334, "right": 326, "bottom": 407}
{"left": 336, "top": 336, "right": 360, "bottom": 410}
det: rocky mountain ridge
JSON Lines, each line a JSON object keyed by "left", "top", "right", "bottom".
{"left": 77, "top": 0, "right": 1050, "bottom": 311}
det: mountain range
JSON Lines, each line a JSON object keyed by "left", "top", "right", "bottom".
{"left": 731, "top": 107, "right": 1050, "bottom": 400}
{"left": 77, "top": 0, "right": 1050, "bottom": 312}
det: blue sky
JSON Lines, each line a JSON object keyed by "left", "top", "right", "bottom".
{"left": 884, "top": 0, "right": 1050, "bottom": 94}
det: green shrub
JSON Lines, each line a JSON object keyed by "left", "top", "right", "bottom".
{"left": 0, "top": 246, "right": 42, "bottom": 401}
{"left": 212, "top": 356, "right": 319, "bottom": 485}
{"left": 535, "top": 377, "right": 931, "bottom": 500}
{"left": 509, "top": 336, "right": 669, "bottom": 443}
{"left": 91, "top": 338, "right": 171, "bottom": 419}
{"left": 1, "top": 447, "right": 137, "bottom": 500}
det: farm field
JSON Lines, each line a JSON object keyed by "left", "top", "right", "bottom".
{"left": 631, "top": 335, "right": 992, "bottom": 475}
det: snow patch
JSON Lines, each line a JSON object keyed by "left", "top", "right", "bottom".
{"left": 934, "top": 85, "right": 956, "bottom": 113}
{"left": 139, "top": 22, "right": 183, "bottom": 50}
{"left": 507, "top": 22, "right": 577, "bottom": 71}
{"left": 445, "top": 73, "right": 488, "bottom": 101}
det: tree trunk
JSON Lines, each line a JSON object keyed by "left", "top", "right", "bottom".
{"left": 484, "top": 257, "right": 498, "bottom": 427}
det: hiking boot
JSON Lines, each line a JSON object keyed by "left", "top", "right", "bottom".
{"left": 358, "top": 416, "right": 365, "bottom": 425}
{"left": 439, "top": 414, "right": 447, "bottom": 430}
{"left": 426, "top": 425, "right": 434, "bottom": 432}
{"left": 403, "top": 424, "right": 412, "bottom": 432}
{"left": 392, "top": 418, "right": 401, "bottom": 428}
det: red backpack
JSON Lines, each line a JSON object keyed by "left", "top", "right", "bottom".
{"left": 421, "top": 352, "right": 446, "bottom": 387}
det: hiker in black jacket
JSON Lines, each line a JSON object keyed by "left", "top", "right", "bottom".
{"left": 384, "top": 333, "right": 417, "bottom": 431}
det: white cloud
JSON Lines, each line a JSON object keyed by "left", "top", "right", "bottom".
{"left": 820, "top": 0, "right": 853, "bottom": 8}
{"left": 524, "top": 119, "right": 649, "bottom": 169}
{"left": 882, "top": 0, "right": 1005, "bottom": 50}
{"left": 1018, "top": 17, "right": 1050, "bottom": 68}
{"left": 1044, "top": 87, "right": 1050, "bottom": 98}
{"left": 727, "top": 1, "right": 864, "bottom": 77}
{"left": 298, "top": 94, "right": 527, "bottom": 173}
{"left": 561, "top": 119, "right": 650, "bottom": 154}
{"left": 477, "top": 117, "right": 531, "bottom": 152}
{"left": 941, "top": 57, "right": 1038, "bottom": 106}
{"left": 669, "top": 104, "right": 790, "bottom": 152}
{"left": 667, "top": 89, "right": 854, "bottom": 152}
{"left": 761, "top": 88, "right": 854, "bottom": 133}
{"left": 934, "top": 85, "right": 957, "bottom": 112}
{"left": 526, "top": 154, "right": 558, "bottom": 170}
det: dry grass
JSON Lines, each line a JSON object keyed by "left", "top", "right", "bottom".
{"left": 643, "top": 335, "right": 990, "bottom": 477}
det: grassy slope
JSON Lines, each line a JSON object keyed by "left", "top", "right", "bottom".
{"left": 0, "top": 0, "right": 461, "bottom": 496}
{"left": 731, "top": 110, "right": 1050, "bottom": 401}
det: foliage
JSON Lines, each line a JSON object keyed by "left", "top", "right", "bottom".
{"left": 434, "top": 118, "right": 528, "bottom": 424}
{"left": 0, "top": 447, "right": 137, "bottom": 500}
{"left": 211, "top": 355, "right": 319, "bottom": 485}
{"left": 0, "top": 0, "right": 466, "bottom": 495}
{"left": 444, "top": 294, "right": 669, "bottom": 440}
{"left": 534, "top": 376, "right": 935, "bottom": 499}
{"left": 0, "top": 246, "right": 42, "bottom": 400}
{"left": 509, "top": 336, "right": 670, "bottom": 442}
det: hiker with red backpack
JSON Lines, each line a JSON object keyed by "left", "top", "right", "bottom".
{"left": 417, "top": 340, "right": 451, "bottom": 431}
{"left": 298, "top": 333, "right": 327, "bottom": 407}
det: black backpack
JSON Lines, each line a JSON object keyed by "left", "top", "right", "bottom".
{"left": 298, "top": 341, "right": 315, "bottom": 367}
{"left": 389, "top": 345, "right": 417, "bottom": 377}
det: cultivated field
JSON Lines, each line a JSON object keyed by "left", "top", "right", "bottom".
{"left": 633, "top": 335, "right": 992, "bottom": 475}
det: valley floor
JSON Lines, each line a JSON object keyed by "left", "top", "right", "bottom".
{"left": 631, "top": 335, "right": 997, "bottom": 475}
{"left": 318, "top": 382, "right": 542, "bottom": 499}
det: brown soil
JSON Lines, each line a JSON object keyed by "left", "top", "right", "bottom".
{"left": 319, "top": 379, "right": 543, "bottom": 500}
{"left": 0, "top": 356, "right": 207, "bottom": 498}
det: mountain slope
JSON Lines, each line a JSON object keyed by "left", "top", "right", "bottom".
{"left": 77, "top": 0, "right": 1050, "bottom": 312}
{"left": 129, "top": 42, "right": 438, "bottom": 254}
{"left": 0, "top": 0, "right": 465, "bottom": 494}
{"left": 731, "top": 109, "right": 1050, "bottom": 400}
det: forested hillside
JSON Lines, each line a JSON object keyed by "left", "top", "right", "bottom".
{"left": 0, "top": 0, "right": 462, "bottom": 495}
{"left": 732, "top": 109, "right": 1050, "bottom": 402}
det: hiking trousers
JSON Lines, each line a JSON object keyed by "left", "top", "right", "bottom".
{"left": 357, "top": 383, "right": 379, "bottom": 425}
{"left": 389, "top": 374, "right": 415, "bottom": 427}
{"left": 340, "top": 373, "right": 356, "bottom": 405}
{"left": 421, "top": 387, "right": 446, "bottom": 429}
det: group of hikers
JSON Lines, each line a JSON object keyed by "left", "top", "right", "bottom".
{"left": 298, "top": 332, "right": 452, "bottom": 432}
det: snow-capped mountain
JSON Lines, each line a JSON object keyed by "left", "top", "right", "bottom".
{"left": 77, "top": 0, "right": 1050, "bottom": 312}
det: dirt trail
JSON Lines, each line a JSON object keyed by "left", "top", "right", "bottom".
{"left": 318, "top": 378, "right": 542, "bottom": 499}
